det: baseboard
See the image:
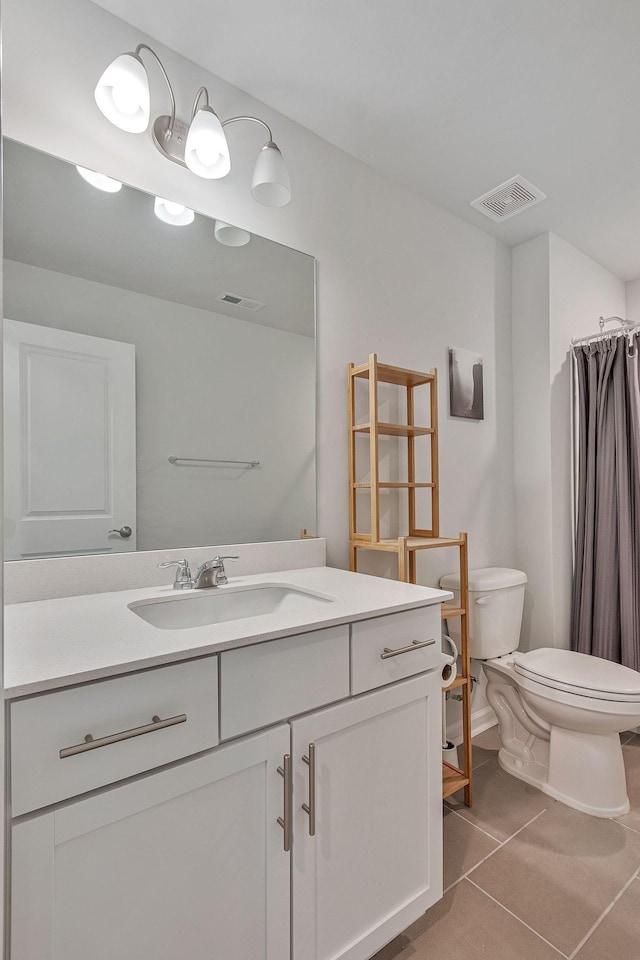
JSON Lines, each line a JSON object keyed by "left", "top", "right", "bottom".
{"left": 448, "top": 705, "right": 496, "bottom": 747}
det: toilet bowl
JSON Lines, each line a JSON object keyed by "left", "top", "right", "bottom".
{"left": 440, "top": 567, "right": 640, "bottom": 817}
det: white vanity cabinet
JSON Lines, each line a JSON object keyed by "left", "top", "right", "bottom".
{"left": 11, "top": 724, "right": 291, "bottom": 960}
{"left": 8, "top": 602, "right": 444, "bottom": 960}
{"left": 291, "top": 673, "right": 442, "bottom": 960}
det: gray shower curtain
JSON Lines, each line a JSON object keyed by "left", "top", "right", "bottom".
{"left": 571, "top": 333, "right": 640, "bottom": 668}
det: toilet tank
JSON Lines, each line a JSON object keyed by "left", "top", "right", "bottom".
{"left": 439, "top": 567, "right": 527, "bottom": 659}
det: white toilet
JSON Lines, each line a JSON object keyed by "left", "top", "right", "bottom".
{"left": 440, "top": 567, "right": 640, "bottom": 818}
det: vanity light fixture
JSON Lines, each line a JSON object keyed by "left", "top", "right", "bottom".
{"left": 153, "top": 197, "right": 195, "bottom": 226}
{"left": 75, "top": 165, "right": 123, "bottom": 193}
{"left": 95, "top": 44, "right": 291, "bottom": 206}
{"left": 214, "top": 220, "right": 251, "bottom": 247}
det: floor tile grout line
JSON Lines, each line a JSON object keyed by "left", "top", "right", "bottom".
{"left": 447, "top": 806, "right": 504, "bottom": 842}
{"left": 465, "top": 877, "right": 569, "bottom": 958}
{"left": 443, "top": 807, "right": 549, "bottom": 895}
{"left": 448, "top": 799, "right": 551, "bottom": 845}
{"left": 615, "top": 817, "right": 640, "bottom": 837}
{"left": 471, "top": 755, "right": 494, "bottom": 772}
{"left": 565, "top": 867, "right": 640, "bottom": 960}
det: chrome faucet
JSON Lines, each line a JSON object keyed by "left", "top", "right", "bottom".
{"left": 158, "top": 555, "right": 239, "bottom": 590}
{"left": 192, "top": 556, "right": 239, "bottom": 588}
{"left": 157, "top": 558, "right": 194, "bottom": 590}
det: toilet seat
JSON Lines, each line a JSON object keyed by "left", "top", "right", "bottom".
{"left": 514, "top": 648, "right": 640, "bottom": 702}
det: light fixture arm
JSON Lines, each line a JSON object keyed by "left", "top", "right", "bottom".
{"left": 191, "top": 86, "right": 210, "bottom": 120}
{"left": 134, "top": 43, "right": 177, "bottom": 133}
{"left": 221, "top": 115, "right": 274, "bottom": 143}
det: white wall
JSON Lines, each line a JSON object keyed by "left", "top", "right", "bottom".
{"left": 2, "top": 0, "right": 516, "bottom": 583}
{"left": 512, "top": 232, "right": 626, "bottom": 650}
{"left": 625, "top": 277, "right": 640, "bottom": 322}
{"left": 512, "top": 234, "right": 553, "bottom": 649}
{"left": 4, "top": 259, "right": 315, "bottom": 550}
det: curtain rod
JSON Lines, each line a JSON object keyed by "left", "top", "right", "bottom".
{"left": 571, "top": 315, "right": 640, "bottom": 350}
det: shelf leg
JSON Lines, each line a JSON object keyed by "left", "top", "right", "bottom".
{"left": 459, "top": 532, "right": 473, "bottom": 806}
{"left": 369, "top": 354, "right": 380, "bottom": 542}
{"left": 397, "top": 537, "right": 409, "bottom": 582}
{"left": 430, "top": 368, "right": 440, "bottom": 538}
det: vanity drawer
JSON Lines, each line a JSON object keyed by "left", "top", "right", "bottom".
{"left": 11, "top": 657, "right": 219, "bottom": 816}
{"left": 351, "top": 605, "right": 442, "bottom": 695}
{"left": 220, "top": 625, "right": 350, "bottom": 739}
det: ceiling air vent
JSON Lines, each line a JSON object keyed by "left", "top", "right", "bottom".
{"left": 217, "top": 292, "right": 265, "bottom": 312}
{"left": 470, "top": 175, "right": 546, "bottom": 223}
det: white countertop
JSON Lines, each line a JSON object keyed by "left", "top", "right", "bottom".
{"left": 4, "top": 566, "right": 452, "bottom": 698}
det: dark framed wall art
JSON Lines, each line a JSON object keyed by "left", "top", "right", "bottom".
{"left": 449, "top": 347, "right": 484, "bottom": 420}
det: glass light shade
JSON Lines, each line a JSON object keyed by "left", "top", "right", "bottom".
{"left": 153, "top": 197, "right": 195, "bottom": 226}
{"left": 214, "top": 220, "right": 251, "bottom": 247}
{"left": 75, "top": 166, "right": 123, "bottom": 193}
{"left": 184, "top": 107, "right": 231, "bottom": 179}
{"left": 251, "top": 142, "right": 291, "bottom": 207}
{"left": 94, "top": 53, "right": 150, "bottom": 133}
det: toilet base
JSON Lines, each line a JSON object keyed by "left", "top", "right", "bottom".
{"left": 498, "top": 727, "right": 630, "bottom": 818}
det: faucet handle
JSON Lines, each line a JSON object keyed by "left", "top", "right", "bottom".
{"left": 158, "top": 558, "right": 193, "bottom": 590}
{"left": 208, "top": 555, "right": 239, "bottom": 586}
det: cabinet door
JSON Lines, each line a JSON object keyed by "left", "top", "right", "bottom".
{"left": 292, "top": 673, "right": 442, "bottom": 960}
{"left": 11, "top": 725, "right": 290, "bottom": 960}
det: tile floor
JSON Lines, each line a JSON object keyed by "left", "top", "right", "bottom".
{"left": 373, "top": 727, "right": 640, "bottom": 960}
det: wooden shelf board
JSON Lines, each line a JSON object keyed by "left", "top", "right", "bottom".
{"left": 352, "top": 482, "right": 435, "bottom": 489}
{"left": 441, "top": 604, "right": 466, "bottom": 620}
{"left": 351, "top": 362, "right": 435, "bottom": 388}
{"left": 351, "top": 539, "right": 402, "bottom": 553}
{"left": 405, "top": 536, "right": 465, "bottom": 550}
{"left": 351, "top": 536, "right": 464, "bottom": 553}
{"left": 353, "top": 422, "right": 433, "bottom": 437}
{"left": 444, "top": 675, "right": 468, "bottom": 692}
{"left": 442, "top": 763, "right": 470, "bottom": 799}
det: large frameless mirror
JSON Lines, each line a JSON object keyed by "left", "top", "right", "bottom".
{"left": 2, "top": 139, "right": 316, "bottom": 560}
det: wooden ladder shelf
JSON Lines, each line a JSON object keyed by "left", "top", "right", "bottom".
{"left": 347, "top": 353, "right": 472, "bottom": 806}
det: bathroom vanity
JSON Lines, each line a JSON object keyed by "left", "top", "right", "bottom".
{"left": 5, "top": 562, "right": 450, "bottom": 960}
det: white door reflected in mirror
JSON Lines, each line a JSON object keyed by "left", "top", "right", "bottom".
{"left": 3, "top": 319, "right": 137, "bottom": 560}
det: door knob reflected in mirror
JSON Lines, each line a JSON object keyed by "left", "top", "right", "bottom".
{"left": 108, "top": 526, "right": 133, "bottom": 539}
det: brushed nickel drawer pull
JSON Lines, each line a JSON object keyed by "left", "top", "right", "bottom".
{"left": 381, "top": 638, "right": 436, "bottom": 660}
{"left": 59, "top": 713, "right": 187, "bottom": 759}
{"left": 302, "top": 742, "right": 316, "bottom": 837}
{"left": 276, "top": 754, "right": 292, "bottom": 852}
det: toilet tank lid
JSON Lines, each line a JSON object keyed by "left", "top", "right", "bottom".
{"left": 440, "top": 567, "right": 528, "bottom": 592}
{"left": 515, "top": 648, "right": 640, "bottom": 698}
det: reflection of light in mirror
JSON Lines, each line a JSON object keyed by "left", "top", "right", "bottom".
{"left": 75, "top": 166, "right": 123, "bottom": 193}
{"left": 153, "top": 197, "right": 195, "bottom": 226}
{"left": 214, "top": 220, "right": 251, "bottom": 247}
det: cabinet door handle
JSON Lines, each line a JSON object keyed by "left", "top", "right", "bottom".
{"left": 302, "top": 742, "right": 316, "bottom": 836}
{"left": 59, "top": 713, "right": 187, "bottom": 758}
{"left": 381, "top": 638, "right": 436, "bottom": 659}
{"left": 277, "top": 754, "right": 292, "bottom": 852}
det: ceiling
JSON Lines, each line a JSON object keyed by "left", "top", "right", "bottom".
{"left": 3, "top": 140, "right": 315, "bottom": 337}
{"left": 92, "top": 0, "right": 640, "bottom": 281}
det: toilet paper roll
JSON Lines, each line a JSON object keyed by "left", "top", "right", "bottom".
{"left": 441, "top": 635, "right": 459, "bottom": 688}
{"left": 440, "top": 651, "right": 457, "bottom": 687}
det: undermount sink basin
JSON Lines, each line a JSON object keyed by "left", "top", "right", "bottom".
{"left": 128, "top": 583, "right": 334, "bottom": 631}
